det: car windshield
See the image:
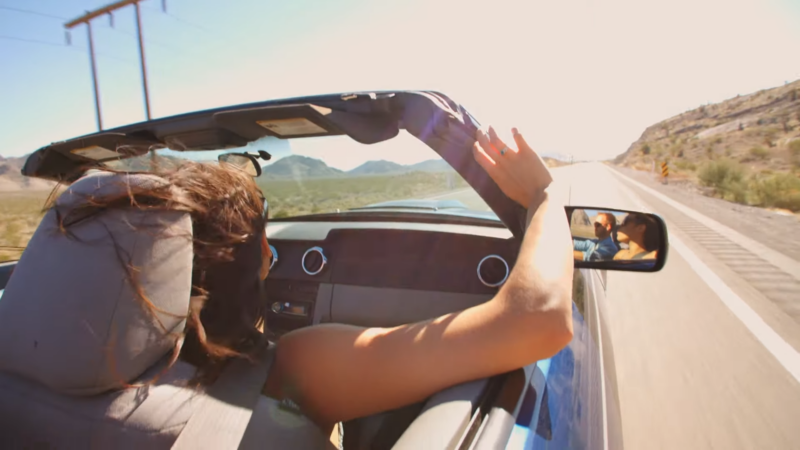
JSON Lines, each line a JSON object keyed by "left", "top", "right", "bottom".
{"left": 110, "top": 131, "right": 493, "bottom": 219}
{"left": 0, "top": 131, "right": 494, "bottom": 263}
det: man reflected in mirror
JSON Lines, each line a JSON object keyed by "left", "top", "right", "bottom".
{"left": 573, "top": 212, "right": 619, "bottom": 261}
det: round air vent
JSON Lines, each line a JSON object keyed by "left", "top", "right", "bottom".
{"left": 269, "top": 244, "right": 278, "bottom": 270}
{"left": 477, "top": 255, "right": 509, "bottom": 288}
{"left": 302, "top": 246, "right": 327, "bottom": 276}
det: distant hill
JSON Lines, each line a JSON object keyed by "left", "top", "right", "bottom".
{"left": 259, "top": 156, "right": 457, "bottom": 179}
{"left": 348, "top": 160, "right": 405, "bottom": 175}
{"left": 613, "top": 79, "right": 800, "bottom": 173}
{"left": 405, "top": 159, "right": 452, "bottom": 173}
{"left": 0, "top": 154, "right": 57, "bottom": 192}
{"left": 347, "top": 159, "right": 453, "bottom": 176}
{"left": 260, "top": 155, "right": 345, "bottom": 179}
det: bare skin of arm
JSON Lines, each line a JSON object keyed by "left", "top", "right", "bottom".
{"left": 263, "top": 127, "right": 574, "bottom": 430}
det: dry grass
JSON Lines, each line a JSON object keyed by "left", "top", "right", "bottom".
{"left": 696, "top": 159, "right": 800, "bottom": 210}
{"left": 0, "top": 172, "right": 471, "bottom": 261}
{"left": 258, "top": 172, "right": 469, "bottom": 218}
{"left": 0, "top": 192, "right": 51, "bottom": 261}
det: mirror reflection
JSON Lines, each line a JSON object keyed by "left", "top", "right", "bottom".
{"left": 571, "top": 208, "right": 662, "bottom": 268}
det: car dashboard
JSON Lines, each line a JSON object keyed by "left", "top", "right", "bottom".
{"left": 263, "top": 220, "right": 520, "bottom": 335}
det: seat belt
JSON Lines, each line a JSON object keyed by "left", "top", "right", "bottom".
{"left": 172, "top": 343, "right": 274, "bottom": 450}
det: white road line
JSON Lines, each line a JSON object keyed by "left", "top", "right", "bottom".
{"left": 670, "top": 234, "right": 800, "bottom": 384}
{"left": 610, "top": 168, "right": 800, "bottom": 385}
{"left": 609, "top": 168, "right": 800, "bottom": 282}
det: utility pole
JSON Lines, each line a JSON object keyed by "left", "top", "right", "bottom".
{"left": 65, "top": 0, "right": 160, "bottom": 131}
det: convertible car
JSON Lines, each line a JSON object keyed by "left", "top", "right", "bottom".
{"left": 0, "top": 91, "right": 668, "bottom": 449}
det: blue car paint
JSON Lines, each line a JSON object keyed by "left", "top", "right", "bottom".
{"left": 506, "top": 302, "right": 603, "bottom": 450}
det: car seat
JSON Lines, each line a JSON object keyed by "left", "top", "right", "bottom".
{"left": 0, "top": 171, "right": 198, "bottom": 447}
{"left": 0, "top": 171, "right": 329, "bottom": 449}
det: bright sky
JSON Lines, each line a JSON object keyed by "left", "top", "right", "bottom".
{"left": 2, "top": 0, "right": 799, "bottom": 163}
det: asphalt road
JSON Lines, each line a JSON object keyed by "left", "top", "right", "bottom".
{"left": 436, "top": 163, "right": 800, "bottom": 450}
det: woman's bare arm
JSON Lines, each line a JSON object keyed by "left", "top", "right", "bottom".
{"left": 264, "top": 127, "right": 574, "bottom": 428}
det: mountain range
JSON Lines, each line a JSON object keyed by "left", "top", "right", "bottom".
{"left": 259, "top": 155, "right": 454, "bottom": 179}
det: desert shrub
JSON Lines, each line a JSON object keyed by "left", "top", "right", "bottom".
{"left": 788, "top": 140, "right": 800, "bottom": 168}
{"left": 698, "top": 159, "right": 748, "bottom": 202}
{"left": 750, "top": 173, "right": 800, "bottom": 211}
{"left": 748, "top": 146, "right": 769, "bottom": 160}
{"left": 641, "top": 144, "right": 651, "bottom": 155}
{"left": 790, "top": 140, "right": 800, "bottom": 155}
{"left": 675, "top": 160, "right": 696, "bottom": 171}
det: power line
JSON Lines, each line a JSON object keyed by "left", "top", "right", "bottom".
{"left": 0, "top": 34, "right": 135, "bottom": 64}
{"left": 141, "top": 4, "right": 211, "bottom": 33}
{"left": 161, "top": 11, "right": 211, "bottom": 33}
{"left": 94, "top": 23, "right": 184, "bottom": 54}
{"left": 0, "top": 5, "right": 66, "bottom": 20}
{"left": 0, "top": 34, "right": 71, "bottom": 48}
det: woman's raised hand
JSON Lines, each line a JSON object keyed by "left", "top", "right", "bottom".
{"left": 473, "top": 127, "right": 554, "bottom": 208}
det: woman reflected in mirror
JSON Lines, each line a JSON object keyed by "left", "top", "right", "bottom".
{"left": 614, "top": 213, "right": 659, "bottom": 260}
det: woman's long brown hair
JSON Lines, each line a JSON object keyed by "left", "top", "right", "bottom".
{"left": 50, "top": 157, "right": 269, "bottom": 384}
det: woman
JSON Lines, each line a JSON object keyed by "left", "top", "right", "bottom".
{"left": 5, "top": 126, "right": 573, "bottom": 441}
{"left": 613, "top": 212, "right": 659, "bottom": 260}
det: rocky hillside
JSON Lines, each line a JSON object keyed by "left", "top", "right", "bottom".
{"left": 614, "top": 79, "right": 800, "bottom": 174}
{"left": 0, "top": 155, "right": 56, "bottom": 192}
{"left": 613, "top": 79, "right": 800, "bottom": 211}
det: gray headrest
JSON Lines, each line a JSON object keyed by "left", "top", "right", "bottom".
{"left": 0, "top": 171, "right": 193, "bottom": 395}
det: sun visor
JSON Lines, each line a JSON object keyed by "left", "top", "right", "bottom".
{"left": 214, "top": 103, "right": 399, "bottom": 144}
{"left": 21, "top": 133, "right": 159, "bottom": 182}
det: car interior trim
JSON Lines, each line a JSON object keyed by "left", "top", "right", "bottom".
{"left": 268, "top": 244, "right": 278, "bottom": 270}
{"left": 301, "top": 246, "right": 327, "bottom": 276}
{"left": 328, "top": 285, "right": 491, "bottom": 329}
{"left": 265, "top": 221, "right": 513, "bottom": 242}
{"left": 392, "top": 379, "right": 489, "bottom": 450}
{"left": 477, "top": 254, "right": 510, "bottom": 288}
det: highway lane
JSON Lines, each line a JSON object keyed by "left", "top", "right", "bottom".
{"left": 434, "top": 163, "right": 800, "bottom": 449}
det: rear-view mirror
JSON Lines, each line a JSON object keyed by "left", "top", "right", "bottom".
{"left": 567, "top": 207, "right": 668, "bottom": 272}
{"left": 219, "top": 153, "right": 261, "bottom": 177}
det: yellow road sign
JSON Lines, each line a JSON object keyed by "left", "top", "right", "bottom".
{"left": 661, "top": 162, "right": 669, "bottom": 177}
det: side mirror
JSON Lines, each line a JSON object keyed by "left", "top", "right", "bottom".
{"left": 567, "top": 207, "right": 668, "bottom": 272}
{"left": 219, "top": 153, "right": 262, "bottom": 177}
